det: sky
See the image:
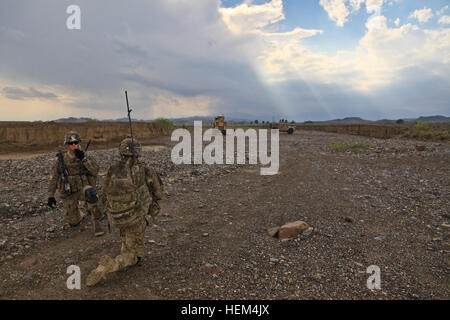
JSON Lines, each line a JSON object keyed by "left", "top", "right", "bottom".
{"left": 0, "top": 0, "right": 449, "bottom": 121}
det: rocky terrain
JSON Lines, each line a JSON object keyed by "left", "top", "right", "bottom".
{"left": 0, "top": 131, "right": 448, "bottom": 299}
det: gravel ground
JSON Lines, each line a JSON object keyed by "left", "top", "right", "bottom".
{"left": 0, "top": 131, "right": 448, "bottom": 299}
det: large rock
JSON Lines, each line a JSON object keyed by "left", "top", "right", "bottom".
{"left": 278, "top": 221, "right": 309, "bottom": 239}
{"left": 267, "top": 226, "right": 280, "bottom": 237}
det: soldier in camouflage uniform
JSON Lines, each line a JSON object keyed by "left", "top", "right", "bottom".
{"left": 86, "top": 138, "right": 163, "bottom": 286}
{"left": 47, "top": 131, "right": 105, "bottom": 237}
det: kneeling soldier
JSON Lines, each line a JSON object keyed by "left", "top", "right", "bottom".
{"left": 86, "top": 138, "right": 163, "bottom": 286}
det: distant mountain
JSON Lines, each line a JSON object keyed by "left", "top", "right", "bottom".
{"left": 305, "top": 115, "right": 450, "bottom": 124}
{"left": 323, "top": 117, "right": 372, "bottom": 124}
{"left": 102, "top": 117, "right": 151, "bottom": 122}
{"left": 381, "top": 116, "right": 450, "bottom": 123}
{"left": 48, "top": 114, "right": 450, "bottom": 124}
{"left": 53, "top": 117, "right": 94, "bottom": 123}
{"left": 169, "top": 116, "right": 252, "bottom": 125}
{"left": 375, "top": 119, "right": 396, "bottom": 123}
{"left": 52, "top": 117, "right": 152, "bottom": 123}
{"left": 168, "top": 116, "right": 214, "bottom": 125}
{"left": 414, "top": 115, "right": 450, "bottom": 123}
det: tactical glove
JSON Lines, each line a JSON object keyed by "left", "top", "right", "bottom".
{"left": 74, "top": 149, "right": 85, "bottom": 160}
{"left": 48, "top": 197, "right": 56, "bottom": 208}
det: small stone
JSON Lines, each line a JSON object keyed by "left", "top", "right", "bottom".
{"left": 278, "top": 221, "right": 309, "bottom": 239}
{"left": 270, "top": 257, "right": 279, "bottom": 263}
{"left": 344, "top": 217, "right": 353, "bottom": 223}
{"left": 202, "top": 233, "right": 209, "bottom": 237}
{"left": 415, "top": 145, "right": 425, "bottom": 151}
{"left": 46, "top": 226, "right": 56, "bottom": 233}
{"left": 199, "top": 263, "right": 220, "bottom": 274}
{"left": 23, "top": 274, "right": 34, "bottom": 281}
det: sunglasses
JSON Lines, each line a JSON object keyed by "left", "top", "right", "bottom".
{"left": 68, "top": 141, "right": 79, "bottom": 145}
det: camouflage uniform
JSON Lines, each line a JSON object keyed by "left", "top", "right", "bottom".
{"left": 47, "top": 131, "right": 104, "bottom": 236}
{"left": 87, "top": 138, "right": 163, "bottom": 286}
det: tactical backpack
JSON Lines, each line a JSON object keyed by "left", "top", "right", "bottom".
{"left": 105, "top": 160, "right": 151, "bottom": 228}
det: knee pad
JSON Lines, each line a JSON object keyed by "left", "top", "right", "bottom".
{"left": 85, "top": 187, "right": 98, "bottom": 203}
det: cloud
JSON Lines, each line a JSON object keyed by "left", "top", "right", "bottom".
{"left": 365, "top": 0, "right": 386, "bottom": 13}
{"left": 319, "top": 1, "right": 397, "bottom": 26}
{"left": 437, "top": 5, "right": 449, "bottom": 16}
{"left": 319, "top": 0, "right": 350, "bottom": 27}
{"left": 348, "top": 0, "right": 365, "bottom": 12}
{"left": 148, "top": 92, "right": 220, "bottom": 119}
{"left": 259, "top": 14, "right": 450, "bottom": 92}
{"left": 438, "top": 15, "right": 450, "bottom": 25}
{"left": 0, "top": 0, "right": 448, "bottom": 122}
{"left": 409, "top": 7, "right": 434, "bottom": 24}
{"left": 219, "top": 0, "right": 284, "bottom": 33}
{"left": 2, "top": 86, "right": 57, "bottom": 100}
{"left": 262, "top": 27, "right": 323, "bottom": 39}
{"left": 394, "top": 17, "right": 400, "bottom": 26}
{"left": 0, "top": 0, "right": 276, "bottom": 120}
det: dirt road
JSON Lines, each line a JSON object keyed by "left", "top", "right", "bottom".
{"left": 0, "top": 131, "right": 448, "bottom": 299}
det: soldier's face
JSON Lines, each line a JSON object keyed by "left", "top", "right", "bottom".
{"left": 68, "top": 141, "right": 80, "bottom": 151}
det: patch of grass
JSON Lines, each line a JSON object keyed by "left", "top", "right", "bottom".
{"left": 154, "top": 118, "right": 173, "bottom": 128}
{"left": 404, "top": 123, "right": 450, "bottom": 141}
{"left": 329, "top": 141, "right": 374, "bottom": 152}
{"left": 415, "top": 121, "right": 429, "bottom": 130}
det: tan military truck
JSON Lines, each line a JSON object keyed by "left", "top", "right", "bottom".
{"left": 213, "top": 115, "right": 227, "bottom": 135}
{"left": 269, "top": 120, "right": 295, "bottom": 134}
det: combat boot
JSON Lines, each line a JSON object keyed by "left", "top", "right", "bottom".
{"left": 68, "top": 210, "right": 85, "bottom": 227}
{"left": 86, "top": 255, "right": 118, "bottom": 287}
{"left": 93, "top": 219, "right": 105, "bottom": 237}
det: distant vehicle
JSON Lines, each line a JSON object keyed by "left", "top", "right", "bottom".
{"left": 269, "top": 120, "right": 295, "bottom": 134}
{"left": 213, "top": 115, "right": 227, "bottom": 135}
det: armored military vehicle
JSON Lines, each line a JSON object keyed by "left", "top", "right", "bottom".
{"left": 269, "top": 120, "right": 295, "bottom": 134}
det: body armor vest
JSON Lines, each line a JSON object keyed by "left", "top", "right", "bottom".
{"left": 61, "top": 152, "right": 95, "bottom": 194}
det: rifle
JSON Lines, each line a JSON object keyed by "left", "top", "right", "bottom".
{"left": 57, "top": 152, "right": 71, "bottom": 196}
{"left": 84, "top": 139, "right": 92, "bottom": 152}
{"left": 124, "top": 90, "right": 135, "bottom": 159}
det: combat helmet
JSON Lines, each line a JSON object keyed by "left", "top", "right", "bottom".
{"left": 119, "top": 138, "right": 142, "bottom": 157}
{"left": 64, "top": 131, "right": 82, "bottom": 145}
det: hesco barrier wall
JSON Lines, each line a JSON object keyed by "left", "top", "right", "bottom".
{"left": 0, "top": 121, "right": 171, "bottom": 151}
{"left": 296, "top": 124, "right": 404, "bottom": 139}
